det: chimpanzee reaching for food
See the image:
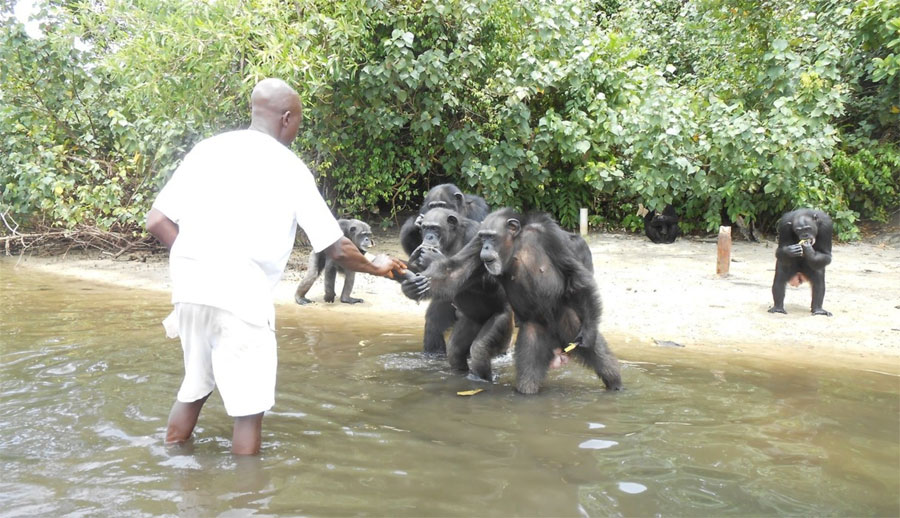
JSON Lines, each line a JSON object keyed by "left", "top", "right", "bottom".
{"left": 408, "top": 213, "right": 513, "bottom": 378}
{"left": 403, "top": 209, "right": 622, "bottom": 394}
{"left": 399, "top": 183, "right": 490, "bottom": 256}
{"left": 406, "top": 208, "right": 504, "bottom": 360}
{"left": 644, "top": 204, "right": 681, "bottom": 244}
{"left": 768, "top": 208, "right": 833, "bottom": 316}
{"left": 295, "top": 218, "right": 373, "bottom": 305}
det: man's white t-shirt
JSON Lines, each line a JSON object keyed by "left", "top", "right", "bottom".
{"left": 152, "top": 129, "right": 343, "bottom": 329}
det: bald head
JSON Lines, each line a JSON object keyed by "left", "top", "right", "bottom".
{"left": 249, "top": 78, "right": 303, "bottom": 146}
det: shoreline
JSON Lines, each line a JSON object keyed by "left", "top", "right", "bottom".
{"left": 4, "top": 230, "right": 900, "bottom": 374}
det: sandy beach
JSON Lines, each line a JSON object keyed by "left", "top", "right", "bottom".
{"left": 5, "top": 227, "right": 900, "bottom": 374}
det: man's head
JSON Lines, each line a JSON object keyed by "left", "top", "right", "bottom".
{"left": 249, "top": 78, "right": 303, "bottom": 146}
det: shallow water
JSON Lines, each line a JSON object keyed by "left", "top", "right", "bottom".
{"left": 1, "top": 262, "right": 898, "bottom": 517}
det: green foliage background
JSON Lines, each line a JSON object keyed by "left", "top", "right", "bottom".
{"left": 1, "top": 0, "right": 898, "bottom": 240}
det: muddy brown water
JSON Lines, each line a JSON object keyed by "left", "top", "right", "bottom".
{"left": 1, "top": 262, "right": 898, "bottom": 517}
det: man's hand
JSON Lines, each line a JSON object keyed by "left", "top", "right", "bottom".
{"left": 370, "top": 254, "right": 407, "bottom": 278}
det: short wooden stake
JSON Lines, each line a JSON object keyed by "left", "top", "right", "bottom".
{"left": 716, "top": 226, "right": 731, "bottom": 276}
{"left": 579, "top": 208, "right": 588, "bottom": 236}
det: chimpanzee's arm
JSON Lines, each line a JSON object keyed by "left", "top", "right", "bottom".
{"left": 422, "top": 238, "right": 483, "bottom": 299}
{"left": 401, "top": 238, "right": 483, "bottom": 301}
{"left": 774, "top": 218, "right": 803, "bottom": 259}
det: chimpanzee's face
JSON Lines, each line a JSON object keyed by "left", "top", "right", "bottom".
{"left": 478, "top": 213, "right": 519, "bottom": 276}
{"left": 791, "top": 214, "right": 819, "bottom": 245}
{"left": 419, "top": 208, "right": 459, "bottom": 251}
{"left": 347, "top": 222, "right": 373, "bottom": 253}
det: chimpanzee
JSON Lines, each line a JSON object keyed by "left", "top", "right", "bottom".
{"left": 568, "top": 232, "right": 594, "bottom": 272}
{"left": 403, "top": 209, "right": 622, "bottom": 394}
{"left": 644, "top": 204, "right": 681, "bottom": 244}
{"left": 409, "top": 209, "right": 512, "bottom": 375}
{"left": 399, "top": 183, "right": 490, "bottom": 256}
{"left": 407, "top": 208, "right": 500, "bottom": 360}
{"left": 768, "top": 208, "right": 833, "bottom": 316}
{"left": 295, "top": 218, "right": 373, "bottom": 305}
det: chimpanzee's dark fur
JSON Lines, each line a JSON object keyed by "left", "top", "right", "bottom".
{"left": 644, "top": 204, "right": 681, "bottom": 244}
{"left": 295, "top": 219, "right": 373, "bottom": 305}
{"left": 399, "top": 183, "right": 489, "bottom": 256}
{"left": 768, "top": 208, "right": 833, "bottom": 316}
{"left": 403, "top": 209, "right": 621, "bottom": 394}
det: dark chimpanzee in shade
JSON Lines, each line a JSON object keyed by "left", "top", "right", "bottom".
{"left": 644, "top": 204, "right": 681, "bottom": 244}
{"left": 408, "top": 208, "right": 513, "bottom": 378}
{"left": 768, "top": 208, "right": 833, "bottom": 316}
{"left": 403, "top": 208, "right": 622, "bottom": 394}
{"left": 294, "top": 219, "right": 374, "bottom": 305}
{"left": 399, "top": 183, "right": 490, "bottom": 256}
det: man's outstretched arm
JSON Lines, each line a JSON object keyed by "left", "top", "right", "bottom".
{"left": 323, "top": 236, "right": 406, "bottom": 278}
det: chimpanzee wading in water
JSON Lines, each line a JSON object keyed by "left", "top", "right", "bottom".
{"left": 403, "top": 209, "right": 622, "bottom": 394}
{"left": 768, "top": 208, "right": 833, "bottom": 316}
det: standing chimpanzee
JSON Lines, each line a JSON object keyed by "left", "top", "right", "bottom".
{"left": 768, "top": 208, "right": 833, "bottom": 316}
{"left": 644, "top": 204, "right": 681, "bottom": 244}
{"left": 399, "top": 183, "right": 489, "bottom": 256}
{"left": 295, "top": 218, "right": 374, "bottom": 305}
{"left": 403, "top": 209, "right": 622, "bottom": 394}
{"left": 407, "top": 208, "right": 504, "bottom": 361}
{"left": 408, "top": 209, "right": 513, "bottom": 377}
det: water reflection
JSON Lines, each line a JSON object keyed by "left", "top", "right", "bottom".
{"left": 1, "top": 261, "right": 898, "bottom": 517}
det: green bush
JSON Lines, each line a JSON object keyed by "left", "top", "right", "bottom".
{"left": 831, "top": 141, "right": 900, "bottom": 222}
{"left": 1, "top": 0, "right": 897, "bottom": 245}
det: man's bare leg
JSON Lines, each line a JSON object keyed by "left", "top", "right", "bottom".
{"left": 232, "top": 413, "right": 264, "bottom": 455}
{"left": 166, "top": 393, "right": 211, "bottom": 444}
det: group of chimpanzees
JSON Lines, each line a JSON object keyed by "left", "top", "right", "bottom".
{"left": 295, "top": 184, "right": 834, "bottom": 394}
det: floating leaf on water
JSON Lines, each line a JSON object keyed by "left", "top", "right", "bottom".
{"left": 456, "top": 389, "right": 484, "bottom": 396}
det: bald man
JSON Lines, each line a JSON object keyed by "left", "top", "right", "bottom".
{"left": 146, "top": 78, "right": 405, "bottom": 455}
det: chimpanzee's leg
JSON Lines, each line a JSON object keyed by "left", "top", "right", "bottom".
{"left": 571, "top": 333, "right": 622, "bottom": 390}
{"left": 806, "top": 267, "right": 832, "bottom": 316}
{"left": 447, "top": 315, "right": 479, "bottom": 371}
{"left": 423, "top": 300, "right": 456, "bottom": 355}
{"left": 323, "top": 262, "right": 338, "bottom": 303}
{"left": 339, "top": 271, "right": 363, "bottom": 304}
{"left": 514, "top": 321, "right": 556, "bottom": 395}
{"left": 468, "top": 308, "right": 514, "bottom": 381}
{"left": 294, "top": 253, "right": 320, "bottom": 305}
{"left": 768, "top": 263, "right": 794, "bottom": 314}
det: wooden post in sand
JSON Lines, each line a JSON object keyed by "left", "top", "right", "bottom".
{"left": 579, "top": 208, "right": 588, "bottom": 236}
{"left": 716, "top": 226, "right": 732, "bottom": 276}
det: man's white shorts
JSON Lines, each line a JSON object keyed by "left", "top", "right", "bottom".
{"left": 164, "top": 303, "right": 276, "bottom": 417}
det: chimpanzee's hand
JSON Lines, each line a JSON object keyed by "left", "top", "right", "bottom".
{"left": 786, "top": 244, "right": 804, "bottom": 257}
{"left": 799, "top": 241, "right": 814, "bottom": 257}
{"left": 401, "top": 273, "right": 430, "bottom": 301}
{"left": 409, "top": 245, "right": 444, "bottom": 272}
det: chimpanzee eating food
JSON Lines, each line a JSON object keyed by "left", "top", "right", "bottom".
{"left": 768, "top": 208, "right": 833, "bottom": 316}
